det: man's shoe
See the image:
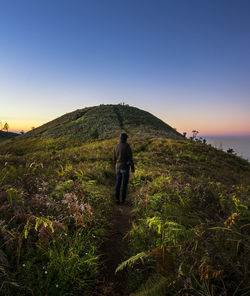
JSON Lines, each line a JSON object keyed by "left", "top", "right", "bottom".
{"left": 121, "top": 200, "right": 129, "bottom": 205}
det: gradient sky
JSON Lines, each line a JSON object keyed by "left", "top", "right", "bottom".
{"left": 0, "top": 0, "right": 250, "bottom": 136}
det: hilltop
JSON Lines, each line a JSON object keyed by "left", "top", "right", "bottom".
{"left": 21, "top": 104, "right": 183, "bottom": 140}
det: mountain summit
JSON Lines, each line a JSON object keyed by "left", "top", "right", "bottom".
{"left": 23, "top": 104, "right": 183, "bottom": 140}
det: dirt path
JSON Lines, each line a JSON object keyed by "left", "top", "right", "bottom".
{"left": 95, "top": 203, "right": 133, "bottom": 296}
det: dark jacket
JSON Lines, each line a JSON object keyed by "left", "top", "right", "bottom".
{"left": 114, "top": 142, "right": 134, "bottom": 171}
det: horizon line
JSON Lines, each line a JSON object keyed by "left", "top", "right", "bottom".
{"left": 4, "top": 129, "right": 250, "bottom": 138}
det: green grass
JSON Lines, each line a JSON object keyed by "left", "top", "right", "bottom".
{"left": 21, "top": 104, "right": 183, "bottom": 140}
{"left": 0, "top": 137, "right": 115, "bottom": 295}
{"left": 119, "top": 138, "right": 250, "bottom": 296}
{"left": 0, "top": 136, "right": 249, "bottom": 295}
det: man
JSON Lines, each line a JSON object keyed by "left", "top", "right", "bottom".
{"left": 113, "top": 133, "right": 135, "bottom": 204}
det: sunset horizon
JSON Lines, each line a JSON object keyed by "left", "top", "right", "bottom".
{"left": 2, "top": 102, "right": 250, "bottom": 138}
{"left": 1, "top": 0, "right": 250, "bottom": 138}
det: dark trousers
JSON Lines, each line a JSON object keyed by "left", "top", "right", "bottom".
{"left": 115, "top": 169, "right": 129, "bottom": 201}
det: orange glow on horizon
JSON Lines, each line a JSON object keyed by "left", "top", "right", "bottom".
{"left": 6, "top": 120, "right": 48, "bottom": 133}
{"left": 161, "top": 114, "right": 250, "bottom": 138}
{"left": 176, "top": 124, "right": 250, "bottom": 137}
{"left": 3, "top": 107, "right": 250, "bottom": 137}
{"left": 7, "top": 120, "right": 250, "bottom": 137}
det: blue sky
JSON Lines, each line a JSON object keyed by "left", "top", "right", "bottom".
{"left": 0, "top": 0, "right": 250, "bottom": 135}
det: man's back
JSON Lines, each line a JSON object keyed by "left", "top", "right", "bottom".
{"left": 113, "top": 142, "right": 133, "bottom": 170}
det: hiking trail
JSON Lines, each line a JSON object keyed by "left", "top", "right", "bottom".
{"left": 94, "top": 203, "right": 133, "bottom": 296}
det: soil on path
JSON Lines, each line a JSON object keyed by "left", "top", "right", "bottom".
{"left": 95, "top": 202, "right": 133, "bottom": 296}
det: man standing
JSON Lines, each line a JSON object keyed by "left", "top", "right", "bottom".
{"left": 113, "top": 133, "right": 135, "bottom": 204}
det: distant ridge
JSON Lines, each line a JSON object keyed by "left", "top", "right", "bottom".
{"left": 22, "top": 104, "right": 183, "bottom": 140}
{"left": 0, "top": 130, "right": 19, "bottom": 141}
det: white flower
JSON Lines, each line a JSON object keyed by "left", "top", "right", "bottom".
{"left": 22, "top": 264, "right": 26, "bottom": 267}
{"left": 79, "top": 203, "right": 86, "bottom": 211}
{"left": 56, "top": 284, "right": 59, "bottom": 288}
{"left": 44, "top": 271, "right": 48, "bottom": 274}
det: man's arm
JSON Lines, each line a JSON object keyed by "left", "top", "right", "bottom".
{"left": 127, "top": 144, "right": 135, "bottom": 172}
{"left": 113, "top": 146, "right": 117, "bottom": 169}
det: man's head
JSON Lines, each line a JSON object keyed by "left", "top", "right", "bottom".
{"left": 120, "top": 133, "right": 128, "bottom": 143}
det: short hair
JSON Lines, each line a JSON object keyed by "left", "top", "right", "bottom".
{"left": 120, "top": 133, "right": 128, "bottom": 141}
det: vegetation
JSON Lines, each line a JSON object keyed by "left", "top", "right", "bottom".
{"left": 0, "top": 137, "right": 115, "bottom": 295}
{"left": 21, "top": 105, "right": 183, "bottom": 140}
{"left": 0, "top": 105, "right": 249, "bottom": 295}
{"left": 3, "top": 123, "right": 9, "bottom": 132}
{"left": 118, "top": 138, "right": 250, "bottom": 296}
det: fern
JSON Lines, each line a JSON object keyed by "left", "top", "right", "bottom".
{"left": 147, "top": 217, "right": 163, "bottom": 234}
{"left": 131, "top": 273, "right": 168, "bottom": 296}
{"left": 147, "top": 216, "right": 189, "bottom": 246}
{"left": 24, "top": 215, "right": 54, "bottom": 239}
{"left": 55, "top": 164, "right": 72, "bottom": 176}
{"left": 115, "top": 251, "right": 149, "bottom": 273}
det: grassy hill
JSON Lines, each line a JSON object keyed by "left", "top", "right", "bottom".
{"left": 21, "top": 104, "right": 183, "bottom": 140}
{"left": 0, "top": 110, "right": 249, "bottom": 295}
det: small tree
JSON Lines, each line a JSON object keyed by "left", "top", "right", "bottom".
{"left": 20, "top": 130, "right": 25, "bottom": 134}
{"left": 3, "top": 122, "right": 9, "bottom": 132}
{"left": 31, "top": 127, "right": 35, "bottom": 130}
{"left": 183, "top": 132, "right": 187, "bottom": 138}
{"left": 227, "top": 148, "right": 235, "bottom": 154}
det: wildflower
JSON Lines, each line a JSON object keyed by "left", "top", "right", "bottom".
{"left": 86, "top": 204, "right": 93, "bottom": 216}
{"left": 79, "top": 203, "right": 86, "bottom": 212}
{"left": 44, "top": 271, "right": 48, "bottom": 274}
{"left": 56, "top": 284, "right": 59, "bottom": 288}
{"left": 22, "top": 264, "right": 26, "bottom": 267}
{"left": 62, "top": 193, "right": 77, "bottom": 204}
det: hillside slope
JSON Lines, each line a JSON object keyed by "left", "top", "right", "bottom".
{"left": 0, "top": 136, "right": 250, "bottom": 295}
{"left": 22, "top": 104, "right": 183, "bottom": 140}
